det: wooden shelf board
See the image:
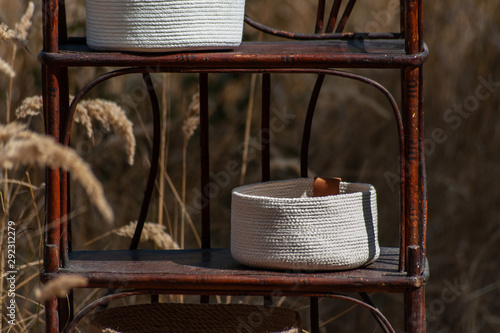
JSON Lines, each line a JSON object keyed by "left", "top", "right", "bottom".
{"left": 39, "top": 40, "right": 428, "bottom": 69}
{"left": 45, "top": 247, "right": 428, "bottom": 294}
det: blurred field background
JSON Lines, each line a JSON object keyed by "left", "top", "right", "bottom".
{"left": 1, "top": 0, "right": 499, "bottom": 332}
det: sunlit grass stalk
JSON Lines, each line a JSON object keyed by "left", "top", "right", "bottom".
{"left": 239, "top": 74, "right": 258, "bottom": 186}
{"left": 158, "top": 73, "right": 169, "bottom": 227}
{"left": 164, "top": 170, "right": 201, "bottom": 247}
{"left": 181, "top": 93, "right": 200, "bottom": 249}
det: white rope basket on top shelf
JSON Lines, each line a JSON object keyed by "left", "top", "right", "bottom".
{"left": 231, "top": 178, "right": 380, "bottom": 271}
{"left": 85, "top": 0, "right": 246, "bottom": 52}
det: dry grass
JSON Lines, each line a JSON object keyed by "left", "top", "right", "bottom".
{"left": 77, "top": 99, "right": 136, "bottom": 165}
{"left": 35, "top": 275, "right": 88, "bottom": 301}
{"left": 0, "top": 58, "right": 14, "bottom": 78}
{"left": 0, "top": 122, "right": 113, "bottom": 223}
{"left": 0, "top": 1, "right": 33, "bottom": 54}
{"left": 101, "top": 329, "right": 121, "bottom": 333}
{"left": 15, "top": 95, "right": 136, "bottom": 165}
{"left": 114, "top": 221, "right": 180, "bottom": 250}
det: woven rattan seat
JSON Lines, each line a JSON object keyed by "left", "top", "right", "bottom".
{"left": 88, "top": 303, "right": 302, "bottom": 333}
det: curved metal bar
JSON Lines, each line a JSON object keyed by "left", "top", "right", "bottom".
{"left": 129, "top": 73, "right": 161, "bottom": 250}
{"left": 320, "top": 294, "right": 396, "bottom": 333}
{"left": 64, "top": 67, "right": 146, "bottom": 146}
{"left": 63, "top": 68, "right": 162, "bottom": 250}
{"left": 296, "top": 68, "right": 405, "bottom": 272}
{"left": 63, "top": 290, "right": 146, "bottom": 333}
{"left": 300, "top": 74, "right": 325, "bottom": 178}
{"left": 315, "top": 0, "right": 326, "bottom": 33}
{"left": 359, "top": 292, "right": 392, "bottom": 333}
{"left": 64, "top": 289, "right": 395, "bottom": 333}
{"left": 244, "top": 15, "right": 399, "bottom": 40}
{"left": 301, "top": 0, "right": 349, "bottom": 178}
{"left": 325, "top": 0, "right": 343, "bottom": 33}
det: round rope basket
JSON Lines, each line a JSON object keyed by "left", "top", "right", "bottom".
{"left": 231, "top": 178, "right": 380, "bottom": 271}
{"left": 85, "top": 0, "right": 246, "bottom": 51}
{"left": 87, "top": 303, "right": 302, "bottom": 333}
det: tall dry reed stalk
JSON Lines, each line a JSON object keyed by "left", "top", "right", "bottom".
{"left": 1, "top": 4, "right": 35, "bottom": 331}
{"left": 15, "top": 95, "right": 137, "bottom": 166}
{"left": 180, "top": 93, "right": 200, "bottom": 249}
{"left": 114, "top": 221, "right": 180, "bottom": 250}
{"left": 35, "top": 275, "right": 88, "bottom": 301}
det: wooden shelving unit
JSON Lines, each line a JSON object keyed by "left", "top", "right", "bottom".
{"left": 40, "top": 1, "right": 428, "bottom": 332}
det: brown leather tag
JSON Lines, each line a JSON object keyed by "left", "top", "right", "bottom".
{"left": 313, "top": 177, "right": 341, "bottom": 197}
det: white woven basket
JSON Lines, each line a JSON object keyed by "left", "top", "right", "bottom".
{"left": 85, "top": 0, "right": 246, "bottom": 51}
{"left": 231, "top": 178, "right": 380, "bottom": 271}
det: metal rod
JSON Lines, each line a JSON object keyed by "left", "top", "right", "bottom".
{"left": 64, "top": 290, "right": 146, "bottom": 333}
{"left": 261, "top": 73, "right": 271, "bottom": 182}
{"left": 403, "top": 0, "right": 421, "bottom": 252}
{"left": 315, "top": 0, "right": 326, "bottom": 33}
{"left": 301, "top": 75, "right": 325, "bottom": 178}
{"left": 200, "top": 73, "right": 211, "bottom": 249}
{"left": 43, "top": 0, "right": 59, "bottom": 52}
{"left": 335, "top": 0, "right": 357, "bottom": 33}
{"left": 418, "top": 66, "right": 427, "bottom": 255}
{"left": 310, "top": 296, "right": 320, "bottom": 333}
{"left": 359, "top": 293, "right": 392, "bottom": 333}
{"left": 399, "top": 69, "right": 406, "bottom": 272}
{"left": 58, "top": 0, "right": 68, "bottom": 44}
{"left": 244, "top": 15, "right": 399, "bottom": 40}
{"left": 129, "top": 73, "right": 162, "bottom": 250}
{"left": 325, "top": 0, "right": 342, "bottom": 33}
{"left": 59, "top": 67, "right": 69, "bottom": 268}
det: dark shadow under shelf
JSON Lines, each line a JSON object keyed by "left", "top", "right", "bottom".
{"left": 44, "top": 247, "right": 428, "bottom": 295}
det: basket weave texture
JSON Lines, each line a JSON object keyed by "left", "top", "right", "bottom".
{"left": 231, "top": 179, "right": 380, "bottom": 271}
{"left": 85, "top": 0, "right": 246, "bottom": 51}
{"left": 87, "top": 303, "right": 302, "bottom": 333}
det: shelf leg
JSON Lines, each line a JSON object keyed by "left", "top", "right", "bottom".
{"left": 44, "top": 63, "right": 62, "bottom": 333}
{"left": 310, "top": 297, "right": 320, "bottom": 333}
{"left": 199, "top": 73, "right": 211, "bottom": 249}
{"left": 405, "top": 245, "right": 426, "bottom": 332}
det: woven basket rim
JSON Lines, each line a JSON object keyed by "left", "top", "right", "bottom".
{"left": 232, "top": 178, "right": 374, "bottom": 202}
{"left": 85, "top": 0, "right": 246, "bottom": 51}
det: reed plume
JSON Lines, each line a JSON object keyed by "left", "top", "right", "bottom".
{"left": 79, "top": 98, "right": 136, "bottom": 165}
{"left": 182, "top": 93, "right": 200, "bottom": 141}
{"left": 114, "top": 221, "right": 180, "bottom": 250}
{"left": 14, "top": 95, "right": 41, "bottom": 118}
{"left": 0, "top": 1, "right": 33, "bottom": 53}
{"left": 0, "top": 58, "right": 15, "bottom": 78}
{"left": 0, "top": 122, "right": 114, "bottom": 223}
{"left": 15, "top": 95, "right": 136, "bottom": 165}
{"left": 179, "top": 92, "right": 200, "bottom": 248}
{"left": 102, "top": 329, "right": 122, "bottom": 333}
